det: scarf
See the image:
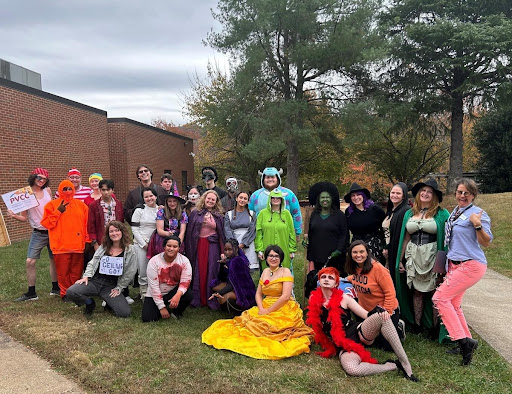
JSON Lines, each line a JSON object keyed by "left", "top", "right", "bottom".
{"left": 444, "top": 204, "right": 473, "bottom": 247}
{"left": 306, "top": 288, "right": 377, "bottom": 363}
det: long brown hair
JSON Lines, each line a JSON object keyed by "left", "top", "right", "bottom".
{"left": 345, "top": 240, "right": 373, "bottom": 275}
{"left": 232, "top": 191, "right": 253, "bottom": 220}
{"left": 412, "top": 187, "right": 439, "bottom": 218}
{"left": 102, "top": 221, "right": 132, "bottom": 252}
{"left": 164, "top": 195, "right": 183, "bottom": 221}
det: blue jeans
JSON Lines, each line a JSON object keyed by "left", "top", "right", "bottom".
{"left": 27, "top": 229, "right": 53, "bottom": 260}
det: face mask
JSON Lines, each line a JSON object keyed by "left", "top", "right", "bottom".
{"left": 226, "top": 178, "right": 238, "bottom": 193}
{"left": 188, "top": 193, "right": 200, "bottom": 201}
{"left": 202, "top": 173, "right": 214, "bottom": 182}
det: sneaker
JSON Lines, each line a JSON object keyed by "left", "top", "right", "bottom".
{"left": 50, "top": 289, "right": 60, "bottom": 296}
{"left": 125, "top": 296, "right": 135, "bottom": 305}
{"left": 84, "top": 298, "right": 96, "bottom": 316}
{"left": 101, "top": 300, "right": 107, "bottom": 307}
{"left": 15, "top": 293, "right": 39, "bottom": 302}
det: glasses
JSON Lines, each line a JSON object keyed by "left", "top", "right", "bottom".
{"left": 138, "top": 169, "right": 150, "bottom": 174}
{"left": 456, "top": 190, "right": 472, "bottom": 196}
{"left": 62, "top": 187, "right": 73, "bottom": 191}
{"left": 68, "top": 176, "right": 80, "bottom": 180}
{"left": 35, "top": 176, "right": 47, "bottom": 181}
{"left": 267, "top": 254, "right": 280, "bottom": 260}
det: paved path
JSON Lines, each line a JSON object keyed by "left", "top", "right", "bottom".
{"left": 0, "top": 330, "right": 85, "bottom": 394}
{"left": 462, "top": 268, "right": 512, "bottom": 364}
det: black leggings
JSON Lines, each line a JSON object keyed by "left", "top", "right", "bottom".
{"left": 141, "top": 288, "right": 193, "bottom": 322}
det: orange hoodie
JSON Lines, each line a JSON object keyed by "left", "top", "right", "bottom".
{"left": 41, "top": 180, "right": 89, "bottom": 254}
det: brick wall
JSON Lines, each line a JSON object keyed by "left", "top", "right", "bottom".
{"left": 107, "top": 118, "right": 195, "bottom": 201}
{"left": 0, "top": 78, "right": 195, "bottom": 243}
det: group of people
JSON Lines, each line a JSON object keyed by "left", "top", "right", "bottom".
{"left": 8, "top": 164, "right": 491, "bottom": 375}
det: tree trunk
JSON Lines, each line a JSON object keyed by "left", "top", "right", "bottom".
{"left": 286, "top": 136, "right": 300, "bottom": 193}
{"left": 448, "top": 94, "right": 464, "bottom": 193}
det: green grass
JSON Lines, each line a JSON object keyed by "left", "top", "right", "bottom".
{"left": 442, "top": 192, "right": 512, "bottom": 278}
{"left": 1, "top": 193, "right": 512, "bottom": 393}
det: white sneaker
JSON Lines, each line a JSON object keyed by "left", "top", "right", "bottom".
{"left": 125, "top": 296, "right": 135, "bottom": 305}
{"left": 101, "top": 300, "right": 106, "bottom": 307}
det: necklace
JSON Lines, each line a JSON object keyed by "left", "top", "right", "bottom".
{"left": 269, "top": 266, "right": 280, "bottom": 276}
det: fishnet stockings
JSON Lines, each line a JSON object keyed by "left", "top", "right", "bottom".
{"left": 413, "top": 290, "right": 423, "bottom": 326}
{"left": 339, "top": 352, "right": 396, "bottom": 376}
{"left": 359, "top": 313, "right": 414, "bottom": 376}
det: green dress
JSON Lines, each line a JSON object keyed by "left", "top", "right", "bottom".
{"left": 254, "top": 189, "right": 297, "bottom": 269}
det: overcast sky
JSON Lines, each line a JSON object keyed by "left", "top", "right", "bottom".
{"left": 1, "top": 0, "right": 229, "bottom": 125}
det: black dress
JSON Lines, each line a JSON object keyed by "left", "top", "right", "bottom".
{"left": 346, "top": 204, "right": 386, "bottom": 264}
{"left": 307, "top": 210, "right": 348, "bottom": 275}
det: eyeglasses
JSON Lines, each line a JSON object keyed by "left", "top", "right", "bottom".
{"left": 456, "top": 190, "right": 472, "bottom": 196}
{"left": 267, "top": 254, "right": 280, "bottom": 260}
{"left": 138, "top": 169, "right": 150, "bottom": 174}
{"left": 62, "top": 187, "right": 73, "bottom": 191}
{"left": 68, "top": 176, "right": 80, "bottom": 180}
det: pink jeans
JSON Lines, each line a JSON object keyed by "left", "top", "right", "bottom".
{"left": 432, "top": 260, "right": 486, "bottom": 341}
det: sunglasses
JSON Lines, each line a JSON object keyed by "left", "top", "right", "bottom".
{"left": 138, "top": 169, "right": 150, "bottom": 174}
{"left": 35, "top": 176, "right": 47, "bottom": 181}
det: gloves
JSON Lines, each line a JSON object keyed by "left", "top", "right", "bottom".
{"left": 57, "top": 201, "right": 69, "bottom": 213}
{"left": 330, "top": 250, "right": 342, "bottom": 258}
{"left": 367, "top": 305, "right": 386, "bottom": 318}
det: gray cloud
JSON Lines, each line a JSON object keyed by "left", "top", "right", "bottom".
{"left": 0, "top": 0, "right": 228, "bottom": 124}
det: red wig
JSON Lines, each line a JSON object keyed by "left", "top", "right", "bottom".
{"left": 318, "top": 267, "right": 340, "bottom": 286}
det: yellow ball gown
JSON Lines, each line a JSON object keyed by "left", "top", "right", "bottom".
{"left": 202, "top": 276, "right": 313, "bottom": 360}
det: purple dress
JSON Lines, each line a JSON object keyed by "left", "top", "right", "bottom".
{"left": 184, "top": 209, "right": 226, "bottom": 309}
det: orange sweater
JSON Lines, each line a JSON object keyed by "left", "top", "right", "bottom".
{"left": 41, "top": 181, "right": 88, "bottom": 254}
{"left": 349, "top": 261, "right": 398, "bottom": 314}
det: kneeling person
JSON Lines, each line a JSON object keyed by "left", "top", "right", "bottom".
{"left": 66, "top": 221, "right": 137, "bottom": 317}
{"left": 142, "top": 236, "right": 193, "bottom": 321}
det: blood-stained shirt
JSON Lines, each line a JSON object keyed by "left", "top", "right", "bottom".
{"left": 146, "top": 252, "right": 192, "bottom": 310}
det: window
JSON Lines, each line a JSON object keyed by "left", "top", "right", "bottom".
{"left": 182, "top": 171, "right": 187, "bottom": 194}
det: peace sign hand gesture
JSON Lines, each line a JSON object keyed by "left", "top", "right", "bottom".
{"left": 57, "top": 201, "right": 69, "bottom": 213}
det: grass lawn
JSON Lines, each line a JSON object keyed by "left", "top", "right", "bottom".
{"left": 0, "top": 192, "right": 511, "bottom": 393}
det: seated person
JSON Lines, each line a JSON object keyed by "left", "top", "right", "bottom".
{"left": 346, "top": 240, "right": 404, "bottom": 348}
{"left": 306, "top": 267, "right": 418, "bottom": 381}
{"left": 66, "top": 221, "right": 137, "bottom": 318}
{"left": 142, "top": 236, "right": 193, "bottom": 322}
{"left": 202, "top": 245, "right": 313, "bottom": 360}
{"left": 209, "top": 238, "right": 257, "bottom": 315}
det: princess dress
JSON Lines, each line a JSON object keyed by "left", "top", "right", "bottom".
{"left": 202, "top": 276, "right": 313, "bottom": 359}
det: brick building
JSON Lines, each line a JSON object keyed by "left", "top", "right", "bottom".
{"left": 0, "top": 77, "right": 194, "bottom": 243}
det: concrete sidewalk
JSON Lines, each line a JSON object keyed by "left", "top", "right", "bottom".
{"left": 0, "top": 330, "right": 84, "bottom": 394}
{"left": 463, "top": 268, "right": 512, "bottom": 364}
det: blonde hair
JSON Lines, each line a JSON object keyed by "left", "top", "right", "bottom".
{"left": 195, "top": 190, "right": 223, "bottom": 214}
{"left": 412, "top": 187, "right": 439, "bottom": 218}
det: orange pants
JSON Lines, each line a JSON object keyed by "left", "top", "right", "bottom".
{"left": 53, "top": 253, "right": 84, "bottom": 298}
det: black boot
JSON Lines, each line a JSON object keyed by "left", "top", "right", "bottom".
{"left": 458, "top": 338, "right": 478, "bottom": 366}
{"left": 226, "top": 299, "right": 244, "bottom": 316}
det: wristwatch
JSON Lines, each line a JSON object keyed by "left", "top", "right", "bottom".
{"left": 474, "top": 225, "right": 482, "bottom": 231}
